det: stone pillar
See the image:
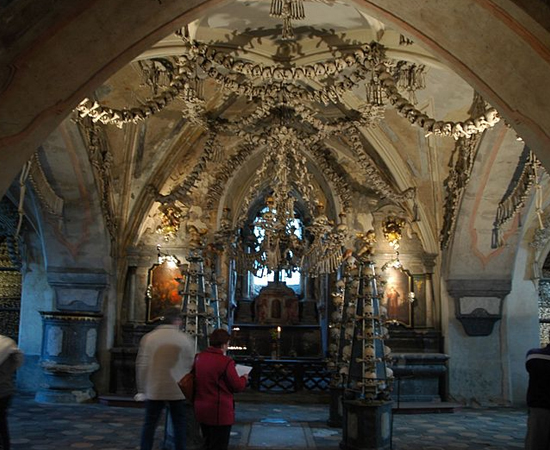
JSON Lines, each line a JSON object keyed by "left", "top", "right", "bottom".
{"left": 425, "top": 273, "right": 434, "bottom": 328}
{"left": 340, "top": 400, "right": 392, "bottom": 450}
{"left": 127, "top": 266, "right": 137, "bottom": 323}
{"left": 35, "top": 311, "right": 103, "bottom": 403}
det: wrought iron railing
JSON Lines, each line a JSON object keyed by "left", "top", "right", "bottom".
{"left": 236, "top": 359, "right": 331, "bottom": 393}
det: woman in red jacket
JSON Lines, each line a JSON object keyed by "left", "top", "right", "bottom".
{"left": 193, "top": 329, "right": 248, "bottom": 450}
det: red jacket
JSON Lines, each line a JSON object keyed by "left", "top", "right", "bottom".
{"left": 193, "top": 347, "right": 247, "bottom": 426}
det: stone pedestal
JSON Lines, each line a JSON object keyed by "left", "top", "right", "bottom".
{"left": 164, "top": 401, "right": 203, "bottom": 450}
{"left": 35, "top": 311, "right": 102, "bottom": 403}
{"left": 328, "top": 385, "right": 344, "bottom": 427}
{"left": 340, "top": 400, "right": 392, "bottom": 450}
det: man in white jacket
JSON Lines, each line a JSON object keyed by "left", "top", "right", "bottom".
{"left": 135, "top": 308, "right": 195, "bottom": 450}
{"left": 0, "top": 334, "right": 23, "bottom": 450}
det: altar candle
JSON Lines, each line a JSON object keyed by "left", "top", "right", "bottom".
{"left": 277, "top": 326, "right": 281, "bottom": 340}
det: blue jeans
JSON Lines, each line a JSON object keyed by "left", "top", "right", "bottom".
{"left": 140, "top": 399, "right": 186, "bottom": 450}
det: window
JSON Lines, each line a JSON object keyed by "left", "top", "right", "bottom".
{"left": 248, "top": 208, "right": 303, "bottom": 297}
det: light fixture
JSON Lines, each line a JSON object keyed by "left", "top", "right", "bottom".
{"left": 270, "top": 0, "right": 305, "bottom": 40}
{"left": 381, "top": 217, "right": 406, "bottom": 271}
{"left": 382, "top": 217, "right": 405, "bottom": 251}
{"left": 156, "top": 204, "right": 183, "bottom": 241}
{"left": 234, "top": 125, "right": 348, "bottom": 277}
{"left": 156, "top": 244, "right": 179, "bottom": 267}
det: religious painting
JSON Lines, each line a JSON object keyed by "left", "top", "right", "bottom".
{"left": 412, "top": 274, "right": 428, "bottom": 327}
{"left": 146, "top": 259, "right": 182, "bottom": 323}
{"left": 380, "top": 266, "right": 412, "bottom": 327}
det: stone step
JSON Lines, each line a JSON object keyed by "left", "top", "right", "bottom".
{"left": 97, "top": 394, "right": 143, "bottom": 408}
{"left": 393, "top": 401, "right": 463, "bottom": 414}
{"left": 99, "top": 394, "right": 462, "bottom": 415}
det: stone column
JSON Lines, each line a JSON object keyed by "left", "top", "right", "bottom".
{"left": 127, "top": 265, "right": 137, "bottom": 323}
{"left": 425, "top": 273, "right": 434, "bottom": 328}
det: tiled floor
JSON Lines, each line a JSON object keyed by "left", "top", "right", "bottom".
{"left": 7, "top": 394, "right": 527, "bottom": 449}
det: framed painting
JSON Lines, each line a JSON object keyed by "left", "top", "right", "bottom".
{"left": 380, "top": 266, "right": 413, "bottom": 327}
{"left": 146, "top": 259, "right": 182, "bottom": 323}
{"left": 412, "top": 274, "right": 428, "bottom": 327}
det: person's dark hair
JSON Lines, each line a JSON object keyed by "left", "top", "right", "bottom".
{"left": 159, "top": 307, "right": 182, "bottom": 325}
{"left": 209, "top": 329, "right": 230, "bottom": 348}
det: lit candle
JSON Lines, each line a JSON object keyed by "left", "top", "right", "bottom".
{"left": 277, "top": 326, "right": 281, "bottom": 340}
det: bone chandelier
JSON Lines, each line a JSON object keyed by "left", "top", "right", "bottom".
{"left": 232, "top": 120, "right": 349, "bottom": 277}
{"left": 75, "top": 35, "right": 501, "bottom": 275}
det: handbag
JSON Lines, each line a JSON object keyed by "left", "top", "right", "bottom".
{"left": 178, "top": 355, "right": 197, "bottom": 402}
{"left": 178, "top": 370, "right": 195, "bottom": 402}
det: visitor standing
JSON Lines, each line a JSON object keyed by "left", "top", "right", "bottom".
{"left": 135, "top": 308, "right": 195, "bottom": 450}
{"left": 0, "top": 334, "right": 24, "bottom": 450}
{"left": 193, "top": 329, "right": 248, "bottom": 450}
{"left": 525, "top": 341, "right": 550, "bottom": 450}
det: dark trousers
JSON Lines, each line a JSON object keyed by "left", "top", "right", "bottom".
{"left": 200, "top": 423, "right": 231, "bottom": 450}
{"left": 525, "top": 407, "right": 550, "bottom": 450}
{"left": 140, "top": 399, "right": 186, "bottom": 450}
{"left": 0, "top": 395, "right": 11, "bottom": 450}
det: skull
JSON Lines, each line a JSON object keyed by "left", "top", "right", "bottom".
{"left": 188, "top": 282, "right": 199, "bottom": 295}
{"left": 364, "top": 328, "right": 375, "bottom": 340}
{"left": 331, "top": 293, "right": 344, "bottom": 306}
{"left": 363, "top": 346, "right": 375, "bottom": 361}
{"left": 342, "top": 345, "right": 352, "bottom": 360}
{"left": 364, "top": 371, "right": 377, "bottom": 385}
{"left": 363, "top": 304, "right": 374, "bottom": 318}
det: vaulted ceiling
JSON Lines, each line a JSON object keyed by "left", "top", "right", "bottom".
{"left": 2, "top": 0, "right": 546, "bottom": 281}
{"left": 57, "top": 0, "right": 518, "bottom": 260}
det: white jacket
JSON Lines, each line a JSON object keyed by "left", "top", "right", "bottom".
{"left": 135, "top": 325, "right": 195, "bottom": 400}
{"left": 0, "top": 335, "right": 23, "bottom": 398}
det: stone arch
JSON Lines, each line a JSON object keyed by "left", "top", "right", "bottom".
{"left": 1, "top": 0, "right": 549, "bottom": 201}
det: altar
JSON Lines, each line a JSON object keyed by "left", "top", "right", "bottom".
{"left": 228, "top": 279, "right": 329, "bottom": 394}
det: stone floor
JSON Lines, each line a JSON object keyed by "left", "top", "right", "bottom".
{"left": 7, "top": 394, "right": 527, "bottom": 449}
